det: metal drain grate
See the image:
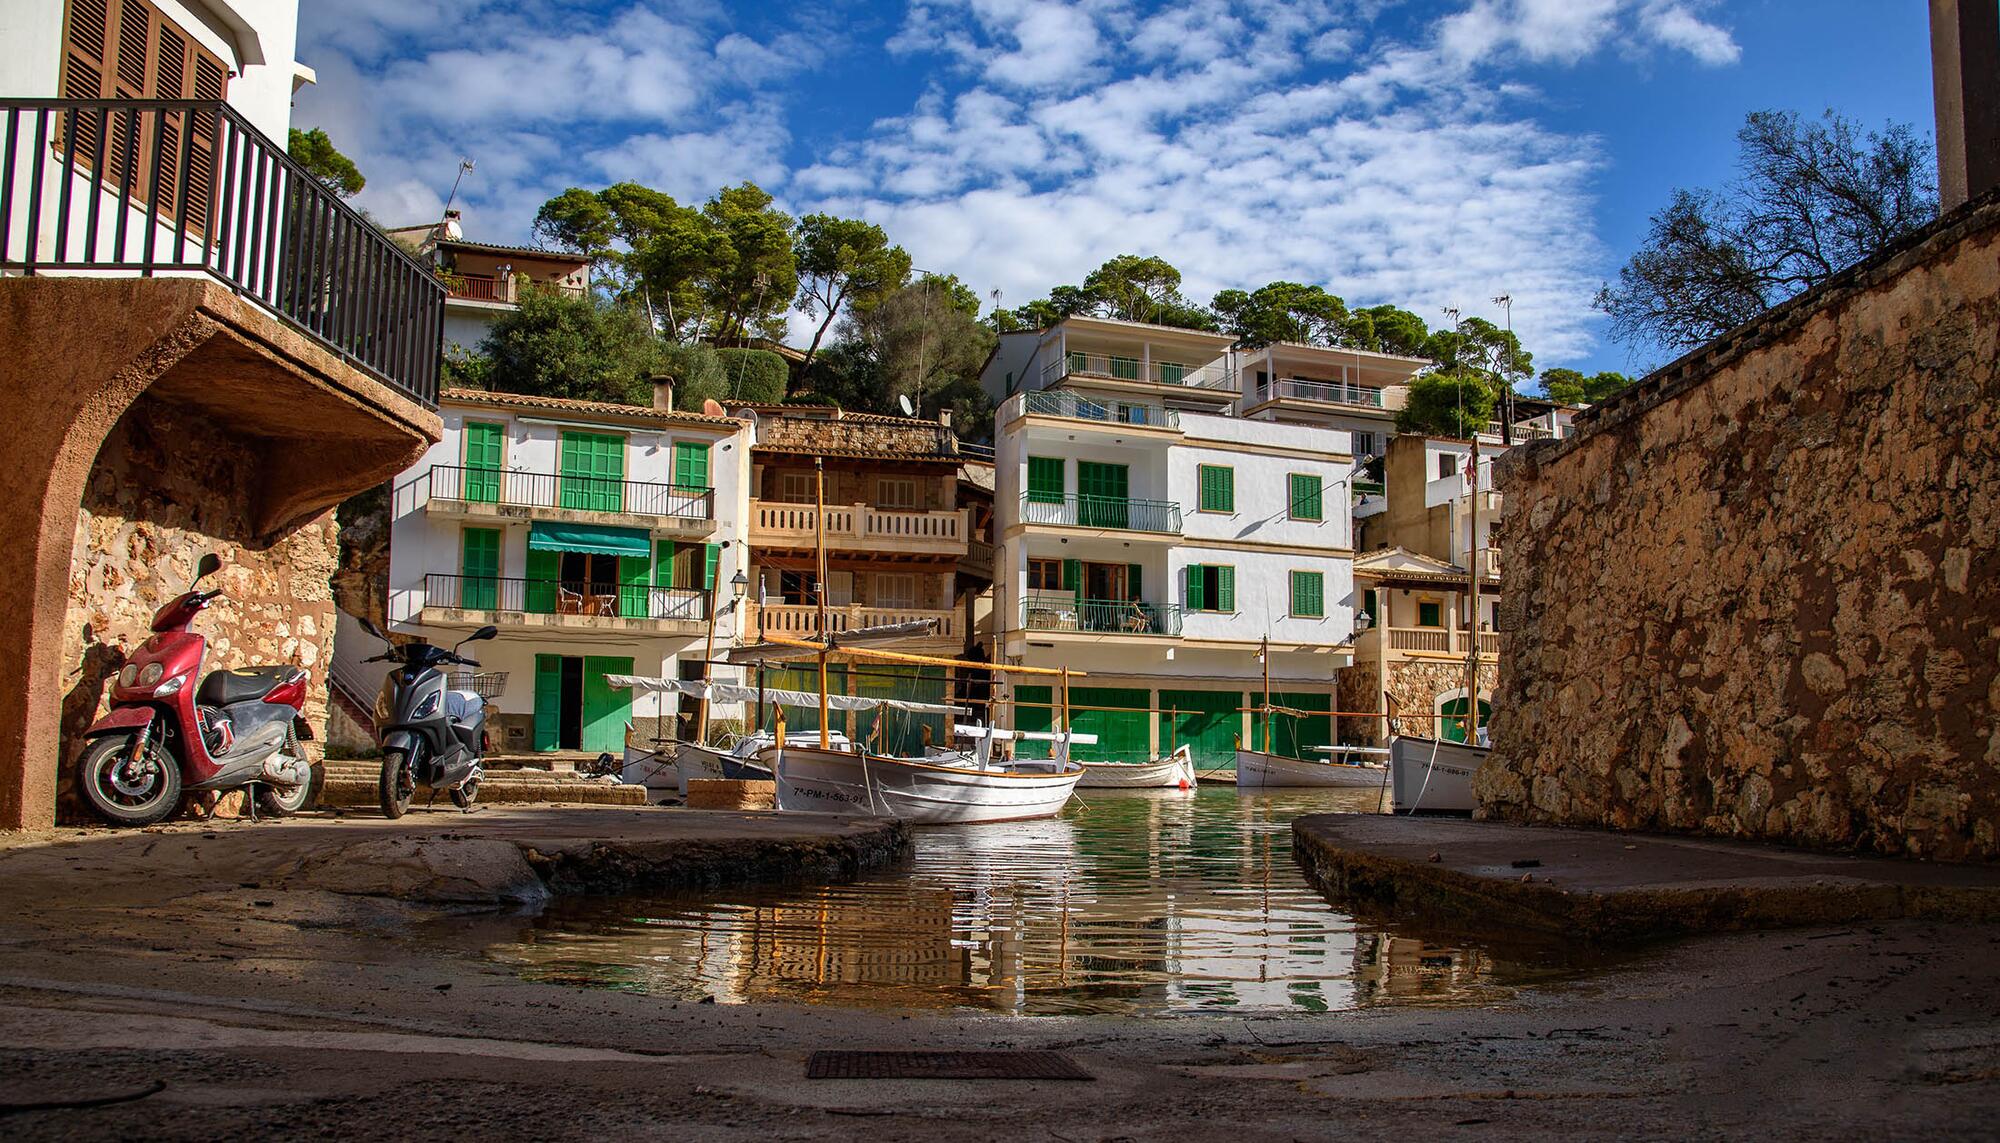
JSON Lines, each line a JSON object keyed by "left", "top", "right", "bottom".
{"left": 806, "top": 1050, "right": 1094, "bottom": 1081}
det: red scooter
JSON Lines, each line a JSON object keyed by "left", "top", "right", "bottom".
{"left": 75, "top": 554, "right": 322, "bottom": 826}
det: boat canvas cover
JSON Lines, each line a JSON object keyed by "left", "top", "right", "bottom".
{"left": 605, "top": 674, "right": 967, "bottom": 716}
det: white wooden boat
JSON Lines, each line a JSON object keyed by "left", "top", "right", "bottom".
{"left": 675, "top": 731, "right": 855, "bottom": 794}
{"left": 621, "top": 741, "right": 676, "bottom": 796}
{"left": 1077, "top": 745, "right": 1198, "bottom": 790}
{"left": 1389, "top": 736, "right": 1487, "bottom": 813}
{"left": 1235, "top": 746, "right": 1390, "bottom": 789}
{"left": 761, "top": 726, "right": 1087, "bottom": 824}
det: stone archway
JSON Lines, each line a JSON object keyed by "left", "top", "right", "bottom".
{"left": 0, "top": 277, "right": 438, "bottom": 830}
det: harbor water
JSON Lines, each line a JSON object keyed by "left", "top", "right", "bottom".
{"left": 487, "top": 788, "right": 1582, "bottom": 1016}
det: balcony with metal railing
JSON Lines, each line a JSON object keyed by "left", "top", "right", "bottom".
{"left": 1042, "top": 350, "right": 1236, "bottom": 393}
{"left": 1020, "top": 595, "right": 1182, "bottom": 637}
{"left": 422, "top": 573, "right": 708, "bottom": 636}
{"left": 1252, "top": 376, "right": 1387, "bottom": 409}
{"left": 402, "top": 464, "right": 715, "bottom": 533}
{"left": 1019, "top": 492, "right": 1182, "bottom": 535}
{"left": 0, "top": 99, "right": 442, "bottom": 407}
{"left": 1003, "top": 389, "right": 1181, "bottom": 431}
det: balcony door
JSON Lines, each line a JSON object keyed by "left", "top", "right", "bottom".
{"left": 462, "top": 421, "right": 503, "bottom": 503}
{"left": 1075, "top": 461, "right": 1129, "bottom": 528}
{"left": 559, "top": 431, "right": 625, "bottom": 512}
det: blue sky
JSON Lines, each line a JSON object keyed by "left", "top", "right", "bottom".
{"left": 294, "top": 1, "right": 1938, "bottom": 377}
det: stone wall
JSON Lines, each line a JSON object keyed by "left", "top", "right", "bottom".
{"left": 1336, "top": 662, "right": 1379, "bottom": 744}
{"left": 59, "top": 394, "right": 336, "bottom": 816}
{"left": 1386, "top": 660, "right": 1497, "bottom": 739}
{"left": 1479, "top": 192, "right": 2000, "bottom": 861}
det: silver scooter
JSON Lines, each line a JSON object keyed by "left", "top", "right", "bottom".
{"left": 357, "top": 620, "right": 496, "bottom": 818}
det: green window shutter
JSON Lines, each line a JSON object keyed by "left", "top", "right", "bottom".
{"left": 561, "top": 431, "right": 626, "bottom": 512}
{"left": 532, "top": 654, "right": 562, "bottom": 751}
{"left": 1062, "top": 559, "right": 1082, "bottom": 607}
{"left": 704, "top": 542, "right": 720, "bottom": 590}
{"left": 1158, "top": 361, "right": 1185, "bottom": 385}
{"left": 1198, "top": 465, "right": 1234, "bottom": 513}
{"left": 1027, "top": 456, "right": 1065, "bottom": 503}
{"left": 459, "top": 527, "right": 500, "bottom": 610}
{"left": 1288, "top": 473, "right": 1323, "bottom": 521}
{"left": 1362, "top": 589, "right": 1377, "bottom": 619}
{"left": 1126, "top": 563, "right": 1142, "bottom": 600}
{"left": 673, "top": 441, "right": 711, "bottom": 489}
{"left": 462, "top": 422, "right": 502, "bottom": 503}
{"left": 1076, "top": 461, "right": 1129, "bottom": 528}
{"left": 524, "top": 548, "right": 559, "bottom": 614}
{"left": 618, "top": 552, "right": 651, "bottom": 618}
{"left": 1419, "top": 601, "right": 1442, "bottom": 627}
{"left": 1290, "top": 571, "right": 1324, "bottom": 618}
{"left": 1216, "top": 565, "right": 1236, "bottom": 612}
{"left": 1186, "top": 564, "right": 1206, "bottom": 611}
{"left": 654, "top": 540, "right": 676, "bottom": 588}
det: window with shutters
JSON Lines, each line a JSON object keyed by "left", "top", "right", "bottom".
{"left": 1026, "top": 456, "right": 1065, "bottom": 504}
{"left": 1418, "top": 600, "right": 1443, "bottom": 628}
{"left": 1197, "top": 464, "right": 1234, "bottom": 513}
{"left": 1289, "top": 571, "right": 1325, "bottom": 618}
{"left": 777, "top": 471, "right": 813, "bottom": 503}
{"left": 1186, "top": 564, "right": 1235, "bottom": 613}
{"left": 877, "top": 477, "right": 919, "bottom": 510}
{"left": 1288, "top": 473, "right": 1323, "bottom": 521}
{"left": 874, "top": 573, "right": 918, "bottom": 609}
{"left": 59, "top": 0, "right": 229, "bottom": 225}
{"left": 671, "top": 441, "right": 711, "bottom": 490}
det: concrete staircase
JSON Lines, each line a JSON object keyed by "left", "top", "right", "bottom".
{"left": 319, "top": 759, "right": 651, "bottom": 808}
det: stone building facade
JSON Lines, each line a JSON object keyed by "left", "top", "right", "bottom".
{"left": 1477, "top": 190, "right": 2000, "bottom": 861}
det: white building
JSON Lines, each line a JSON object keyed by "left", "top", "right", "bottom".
{"left": 383, "top": 385, "right": 752, "bottom": 755}
{"left": 981, "top": 318, "right": 1369, "bottom": 768}
{"left": 385, "top": 213, "right": 593, "bottom": 355}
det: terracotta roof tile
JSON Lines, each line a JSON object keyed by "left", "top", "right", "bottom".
{"left": 440, "top": 387, "right": 745, "bottom": 427}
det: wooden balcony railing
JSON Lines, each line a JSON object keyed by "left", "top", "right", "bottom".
{"left": 750, "top": 501, "right": 967, "bottom": 552}
{"left": 0, "top": 99, "right": 442, "bottom": 406}
{"left": 749, "top": 603, "right": 958, "bottom": 639}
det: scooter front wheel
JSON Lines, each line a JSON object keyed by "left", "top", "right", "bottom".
{"left": 77, "top": 735, "right": 182, "bottom": 827}
{"left": 378, "top": 748, "right": 415, "bottom": 819}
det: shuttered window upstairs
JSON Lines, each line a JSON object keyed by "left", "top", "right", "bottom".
{"left": 59, "top": 0, "right": 229, "bottom": 225}
{"left": 1289, "top": 570, "right": 1325, "bottom": 618}
{"left": 1197, "top": 464, "right": 1234, "bottom": 513}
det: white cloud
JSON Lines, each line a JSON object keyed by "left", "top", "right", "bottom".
{"left": 1639, "top": 2, "right": 1741, "bottom": 66}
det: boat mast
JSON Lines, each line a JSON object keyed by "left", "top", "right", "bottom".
{"left": 815, "top": 457, "right": 831, "bottom": 750}
{"left": 1464, "top": 438, "right": 1481, "bottom": 744}
{"left": 697, "top": 542, "right": 721, "bottom": 746}
{"left": 1261, "top": 634, "right": 1272, "bottom": 754}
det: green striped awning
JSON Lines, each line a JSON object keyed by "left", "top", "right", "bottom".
{"left": 527, "top": 521, "right": 650, "bottom": 558}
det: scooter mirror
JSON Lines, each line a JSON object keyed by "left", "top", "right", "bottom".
{"left": 196, "top": 553, "right": 222, "bottom": 579}
{"left": 471, "top": 625, "right": 499, "bottom": 642}
{"left": 359, "top": 617, "right": 387, "bottom": 641}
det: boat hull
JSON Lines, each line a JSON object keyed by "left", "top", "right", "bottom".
{"left": 764, "top": 745, "right": 1083, "bottom": 824}
{"left": 674, "top": 742, "right": 773, "bottom": 794}
{"left": 1235, "top": 749, "right": 1389, "bottom": 788}
{"left": 1077, "top": 746, "right": 1198, "bottom": 789}
{"left": 1388, "top": 736, "right": 1487, "bottom": 813}
{"left": 621, "top": 744, "right": 675, "bottom": 796}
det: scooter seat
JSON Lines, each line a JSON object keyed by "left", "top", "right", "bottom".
{"left": 198, "top": 666, "right": 297, "bottom": 708}
{"left": 444, "top": 690, "right": 483, "bottom": 723}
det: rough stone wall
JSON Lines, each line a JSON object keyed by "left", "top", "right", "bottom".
{"left": 1386, "top": 660, "right": 1497, "bottom": 739}
{"left": 1336, "top": 662, "right": 1379, "bottom": 743}
{"left": 755, "top": 416, "right": 956, "bottom": 457}
{"left": 60, "top": 395, "right": 336, "bottom": 814}
{"left": 1479, "top": 194, "right": 2000, "bottom": 860}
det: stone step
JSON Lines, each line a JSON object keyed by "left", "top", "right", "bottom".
{"left": 319, "top": 776, "right": 650, "bottom": 807}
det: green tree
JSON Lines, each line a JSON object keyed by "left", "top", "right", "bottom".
{"left": 1538, "top": 367, "right": 1634, "bottom": 405}
{"left": 713, "top": 348, "right": 790, "bottom": 404}
{"left": 478, "top": 286, "right": 661, "bottom": 404}
{"left": 1345, "top": 305, "right": 1432, "bottom": 357}
{"left": 287, "top": 127, "right": 364, "bottom": 197}
{"left": 1396, "top": 371, "right": 1497, "bottom": 439}
{"left": 694, "top": 183, "right": 798, "bottom": 340}
{"left": 818, "top": 273, "right": 998, "bottom": 439}
{"left": 793, "top": 214, "right": 911, "bottom": 371}
{"left": 1211, "top": 282, "right": 1350, "bottom": 346}
{"left": 1599, "top": 109, "right": 1938, "bottom": 355}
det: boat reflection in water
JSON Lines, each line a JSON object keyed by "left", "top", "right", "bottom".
{"left": 488, "top": 789, "right": 1521, "bottom": 1016}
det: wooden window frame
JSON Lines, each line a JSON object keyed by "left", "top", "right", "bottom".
{"left": 777, "top": 471, "right": 813, "bottom": 503}
{"left": 876, "top": 476, "right": 920, "bottom": 511}
{"left": 1026, "top": 558, "right": 1063, "bottom": 592}
{"left": 874, "top": 572, "right": 919, "bottom": 610}
{"left": 1417, "top": 598, "right": 1444, "bottom": 628}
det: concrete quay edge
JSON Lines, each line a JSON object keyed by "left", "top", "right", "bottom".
{"left": 1291, "top": 814, "right": 2000, "bottom": 942}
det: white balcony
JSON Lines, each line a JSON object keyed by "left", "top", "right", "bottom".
{"left": 749, "top": 603, "right": 959, "bottom": 641}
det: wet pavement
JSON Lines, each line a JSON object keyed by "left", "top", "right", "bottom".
{"left": 488, "top": 789, "right": 1593, "bottom": 1014}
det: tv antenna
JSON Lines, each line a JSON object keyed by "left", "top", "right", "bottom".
{"left": 442, "top": 157, "right": 476, "bottom": 220}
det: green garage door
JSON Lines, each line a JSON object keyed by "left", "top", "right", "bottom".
{"left": 1014, "top": 685, "right": 1053, "bottom": 756}
{"left": 857, "top": 665, "right": 949, "bottom": 756}
{"left": 1157, "top": 689, "right": 1244, "bottom": 770}
{"left": 582, "top": 656, "right": 634, "bottom": 754}
{"left": 1254, "top": 692, "right": 1333, "bottom": 759}
{"left": 1066, "top": 686, "right": 1150, "bottom": 762}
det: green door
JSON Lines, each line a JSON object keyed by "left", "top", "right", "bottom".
{"left": 1256, "top": 692, "right": 1333, "bottom": 758}
{"left": 1076, "top": 461, "right": 1129, "bottom": 529}
{"left": 459, "top": 527, "right": 500, "bottom": 610}
{"left": 533, "top": 654, "right": 562, "bottom": 751}
{"left": 462, "top": 421, "right": 502, "bottom": 503}
{"left": 618, "top": 552, "right": 652, "bottom": 618}
{"left": 1158, "top": 689, "right": 1244, "bottom": 769}
{"left": 560, "top": 431, "right": 625, "bottom": 512}
{"left": 1440, "top": 697, "right": 1491, "bottom": 743}
{"left": 1068, "top": 686, "right": 1150, "bottom": 763}
{"left": 582, "top": 656, "right": 634, "bottom": 753}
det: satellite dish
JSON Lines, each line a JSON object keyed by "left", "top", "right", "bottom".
{"left": 898, "top": 394, "right": 915, "bottom": 416}
{"left": 702, "top": 398, "right": 726, "bottom": 417}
